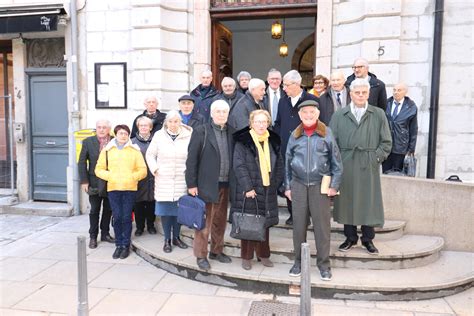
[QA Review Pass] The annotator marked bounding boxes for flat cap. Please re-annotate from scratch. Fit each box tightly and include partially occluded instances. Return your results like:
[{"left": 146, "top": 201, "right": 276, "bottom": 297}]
[
  {"left": 297, "top": 99, "right": 319, "bottom": 110},
  {"left": 178, "top": 94, "right": 194, "bottom": 102}
]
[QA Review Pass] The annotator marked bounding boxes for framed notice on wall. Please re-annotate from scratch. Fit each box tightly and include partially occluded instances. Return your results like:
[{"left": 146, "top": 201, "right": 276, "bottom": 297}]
[{"left": 94, "top": 62, "right": 127, "bottom": 109}]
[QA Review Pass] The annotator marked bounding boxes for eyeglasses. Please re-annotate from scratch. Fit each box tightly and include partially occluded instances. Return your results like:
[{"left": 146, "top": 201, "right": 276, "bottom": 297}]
[
  {"left": 314, "top": 81, "right": 325, "bottom": 85},
  {"left": 283, "top": 82, "right": 296, "bottom": 87},
  {"left": 352, "top": 90, "right": 369, "bottom": 95},
  {"left": 252, "top": 120, "right": 268, "bottom": 126},
  {"left": 352, "top": 65, "right": 365, "bottom": 70}
]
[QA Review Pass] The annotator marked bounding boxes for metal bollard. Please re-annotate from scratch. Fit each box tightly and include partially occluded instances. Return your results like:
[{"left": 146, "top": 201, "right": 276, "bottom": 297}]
[
  {"left": 300, "top": 242, "right": 311, "bottom": 316},
  {"left": 77, "top": 236, "right": 89, "bottom": 316}
]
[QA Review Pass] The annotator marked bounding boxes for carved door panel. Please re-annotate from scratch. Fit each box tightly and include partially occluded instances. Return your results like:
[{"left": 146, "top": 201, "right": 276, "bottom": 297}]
[{"left": 211, "top": 22, "right": 232, "bottom": 90}]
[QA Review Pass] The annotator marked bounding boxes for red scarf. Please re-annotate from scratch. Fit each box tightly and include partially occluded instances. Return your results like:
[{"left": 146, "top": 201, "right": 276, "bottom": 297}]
[{"left": 303, "top": 122, "right": 318, "bottom": 137}]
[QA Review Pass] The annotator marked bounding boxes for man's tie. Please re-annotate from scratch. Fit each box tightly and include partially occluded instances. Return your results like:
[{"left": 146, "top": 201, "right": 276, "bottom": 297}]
[
  {"left": 336, "top": 92, "right": 342, "bottom": 106},
  {"left": 393, "top": 101, "right": 400, "bottom": 119},
  {"left": 272, "top": 91, "right": 278, "bottom": 124}
]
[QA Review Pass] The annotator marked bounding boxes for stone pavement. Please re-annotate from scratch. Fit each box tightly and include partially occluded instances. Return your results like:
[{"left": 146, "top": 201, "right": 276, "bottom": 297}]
[{"left": 0, "top": 214, "right": 472, "bottom": 315}]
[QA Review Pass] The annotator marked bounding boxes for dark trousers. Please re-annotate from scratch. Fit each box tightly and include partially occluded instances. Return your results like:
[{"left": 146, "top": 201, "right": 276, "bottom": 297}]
[
  {"left": 344, "top": 225, "right": 375, "bottom": 243},
  {"left": 134, "top": 201, "right": 156, "bottom": 231},
  {"left": 241, "top": 228, "right": 270, "bottom": 260},
  {"left": 291, "top": 180, "right": 331, "bottom": 271},
  {"left": 88, "top": 195, "right": 112, "bottom": 239},
  {"left": 286, "top": 197, "right": 293, "bottom": 217},
  {"left": 108, "top": 191, "right": 136, "bottom": 247},
  {"left": 382, "top": 152, "right": 405, "bottom": 173},
  {"left": 193, "top": 187, "right": 229, "bottom": 258},
  {"left": 161, "top": 216, "right": 181, "bottom": 240}
]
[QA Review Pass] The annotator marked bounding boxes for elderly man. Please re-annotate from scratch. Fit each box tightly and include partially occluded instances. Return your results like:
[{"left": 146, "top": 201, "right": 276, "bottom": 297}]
[
  {"left": 266, "top": 68, "right": 287, "bottom": 126},
  {"left": 212, "top": 77, "right": 243, "bottom": 111},
  {"left": 130, "top": 96, "right": 166, "bottom": 138},
  {"left": 383, "top": 83, "right": 418, "bottom": 173},
  {"left": 285, "top": 100, "right": 343, "bottom": 280},
  {"left": 228, "top": 78, "right": 267, "bottom": 131},
  {"left": 274, "top": 70, "right": 319, "bottom": 225},
  {"left": 329, "top": 78, "right": 392, "bottom": 254},
  {"left": 236, "top": 71, "right": 252, "bottom": 94},
  {"left": 345, "top": 58, "right": 387, "bottom": 111},
  {"left": 186, "top": 100, "right": 235, "bottom": 271},
  {"left": 178, "top": 94, "right": 206, "bottom": 128},
  {"left": 318, "top": 70, "right": 351, "bottom": 125},
  {"left": 191, "top": 70, "right": 219, "bottom": 121},
  {"left": 78, "top": 119, "right": 115, "bottom": 249}
]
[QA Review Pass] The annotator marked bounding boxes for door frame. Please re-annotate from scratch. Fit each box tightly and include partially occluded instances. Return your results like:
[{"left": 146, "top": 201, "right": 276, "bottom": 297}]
[{"left": 25, "top": 67, "right": 67, "bottom": 200}]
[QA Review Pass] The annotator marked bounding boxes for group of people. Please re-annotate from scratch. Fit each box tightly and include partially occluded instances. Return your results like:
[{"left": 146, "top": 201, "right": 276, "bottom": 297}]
[{"left": 78, "top": 57, "right": 418, "bottom": 281}]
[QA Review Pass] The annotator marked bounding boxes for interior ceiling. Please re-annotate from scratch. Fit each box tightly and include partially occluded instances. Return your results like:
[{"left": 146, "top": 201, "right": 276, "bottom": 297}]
[{"left": 222, "top": 17, "right": 315, "bottom": 33}]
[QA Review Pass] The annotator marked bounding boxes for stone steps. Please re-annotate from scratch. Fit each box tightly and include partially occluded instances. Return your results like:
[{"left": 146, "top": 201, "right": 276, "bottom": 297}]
[
  {"left": 132, "top": 235, "right": 473, "bottom": 301},
  {"left": 179, "top": 227, "right": 444, "bottom": 269}
]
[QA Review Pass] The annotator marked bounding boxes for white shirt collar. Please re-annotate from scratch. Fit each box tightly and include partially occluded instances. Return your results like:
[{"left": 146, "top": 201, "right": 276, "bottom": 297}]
[{"left": 290, "top": 91, "right": 303, "bottom": 107}]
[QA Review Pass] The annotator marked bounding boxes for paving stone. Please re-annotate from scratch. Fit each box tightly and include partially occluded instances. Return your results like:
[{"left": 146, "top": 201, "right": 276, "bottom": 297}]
[
  {"left": 375, "top": 297, "right": 455, "bottom": 314},
  {"left": 30, "top": 244, "right": 80, "bottom": 261},
  {"left": 90, "top": 264, "right": 166, "bottom": 291},
  {"left": 153, "top": 272, "right": 219, "bottom": 296},
  {"left": 0, "top": 309, "right": 52, "bottom": 315},
  {"left": 311, "top": 304, "right": 413, "bottom": 315},
  {"left": 0, "top": 257, "right": 57, "bottom": 281},
  {"left": 90, "top": 289, "right": 170, "bottom": 315},
  {"left": 13, "top": 284, "right": 110, "bottom": 314},
  {"left": 0, "top": 281, "right": 45, "bottom": 308},
  {"left": 29, "top": 261, "right": 113, "bottom": 285},
  {"left": 157, "top": 293, "right": 252, "bottom": 315},
  {"left": 0, "top": 241, "right": 51, "bottom": 258},
  {"left": 23, "top": 231, "right": 87, "bottom": 245},
  {"left": 86, "top": 245, "right": 142, "bottom": 265},
  {"left": 443, "top": 287, "right": 473, "bottom": 316},
  {"left": 215, "top": 287, "right": 274, "bottom": 300}
]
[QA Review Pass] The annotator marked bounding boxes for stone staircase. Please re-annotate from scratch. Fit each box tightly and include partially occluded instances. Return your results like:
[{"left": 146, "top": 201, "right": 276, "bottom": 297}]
[{"left": 132, "top": 209, "right": 473, "bottom": 301}]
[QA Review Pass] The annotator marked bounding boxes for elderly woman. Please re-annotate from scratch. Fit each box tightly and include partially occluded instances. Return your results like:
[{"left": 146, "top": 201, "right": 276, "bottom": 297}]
[
  {"left": 231, "top": 109, "right": 284, "bottom": 270},
  {"left": 95, "top": 124, "right": 147, "bottom": 259},
  {"left": 309, "top": 75, "right": 329, "bottom": 97},
  {"left": 146, "top": 110, "right": 192, "bottom": 253},
  {"left": 131, "top": 116, "right": 157, "bottom": 236}
]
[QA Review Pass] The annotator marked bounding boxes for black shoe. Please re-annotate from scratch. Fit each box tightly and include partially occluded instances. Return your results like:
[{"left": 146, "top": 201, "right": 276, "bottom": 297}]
[
  {"left": 320, "top": 269, "right": 332, "bottom": 281},
  {"left": 285, "top": 216, "right": 293, "bottom": 226},
  {"left": 148, "top": 227, "right": 157, "bottom": 235},
  {"left": 289, "top": 263, "right": 301, "bottom": 277},
  {"left": 172, "top": 237, "right": 188, "bottom": 249},
  {"left": 338, "top": 239, "right": 357, "bottom": 252},
  {"left": 163, "top": 239, "right": 172, "bottom": 253},
  {"left": 197, "top": 258, "right": 211, "bottom": 271},
  {"left": 362, "top": 241, "right": 379, "bottom": 255},
  {"left": 119, "top": 247, "right": 130, "bottom": 259},
  {"left": 112, "top": 247, "right": 122, "bottom": 259},
  {"left": 101, "top": 234, "right": 115, "bottom": 243},
  {"left": 134, "top": 229, "right": 143, "bottom": 237},
  {"left": 209, "top": 252, "right": 232, "bottom": 263},
  {"left": 89, "top": 238, "right": 97, "bottom": 249}
]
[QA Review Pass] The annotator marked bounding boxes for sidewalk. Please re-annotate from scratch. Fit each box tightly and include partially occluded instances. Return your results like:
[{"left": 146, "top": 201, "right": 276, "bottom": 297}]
[{"left": 0, "top": 214, "right": 471, "bottom": 315}]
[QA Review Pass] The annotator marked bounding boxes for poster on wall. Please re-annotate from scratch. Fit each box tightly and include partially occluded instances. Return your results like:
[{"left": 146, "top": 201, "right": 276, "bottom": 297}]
[{"left": 94, "top": 62, "right": 127, "bottom": 109}]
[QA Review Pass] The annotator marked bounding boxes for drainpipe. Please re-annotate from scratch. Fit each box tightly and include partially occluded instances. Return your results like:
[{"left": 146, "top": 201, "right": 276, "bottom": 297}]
[
  {"left": 70, "top": 0, "right": 81, "bottom": 215},
  {"left": 426, "top": 0, "right": 444, "bottom": 179}
]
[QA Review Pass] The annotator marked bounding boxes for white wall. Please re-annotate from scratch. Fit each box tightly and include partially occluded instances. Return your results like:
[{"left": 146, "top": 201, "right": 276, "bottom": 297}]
[{"left": 223, "top": 18, "right": 315, "bottom": 80}]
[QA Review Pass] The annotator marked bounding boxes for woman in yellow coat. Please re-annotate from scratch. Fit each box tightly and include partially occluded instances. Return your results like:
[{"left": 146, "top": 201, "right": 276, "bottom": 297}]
[{"left": 95, "top": 124, "right": 147, "bottom": 259}]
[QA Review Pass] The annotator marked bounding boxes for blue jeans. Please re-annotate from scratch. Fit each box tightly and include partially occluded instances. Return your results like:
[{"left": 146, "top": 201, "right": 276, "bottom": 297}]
[
  {"left": 108, "top": 191, "right": 136, "bottom": 247},
  {"left": 161, "top": 216, "right": 181, "bottom": 240}
]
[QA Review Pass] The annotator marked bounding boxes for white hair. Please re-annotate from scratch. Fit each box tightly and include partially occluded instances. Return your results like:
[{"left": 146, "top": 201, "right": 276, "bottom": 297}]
[
  {"left": 221, "top": 77, "right": 236, "bottom": 87},
  {"left": 353, "top": 57, "right": 369, "bottom": 67},
  {"left": 283, "top": 70, "right": 302, "bottom": 85},
  {"left": 349, "top": 78, "right": 371, "bottom": 91},
  {"left": 237, "top": 71, "right": 251, "bottom": 81},
  {"left": 248, "top": 78, "right": 265, "bottom": 91},
  {"left": 136, "top": 116, "right": 153, "bottom": 128},
  {"left": 210, "top": 100, "right": 230, "bottom": 113},
  {"left": 164, "top": 109, "right": 182, "bottom": 123},
  {"left": 330, "top": 70, "right": 346, "bottom": 80},
  {"left": 201, "top": 69, "right": 212, "bottom": 77},
  {"left": 96, "top": 119, "right": 111, "bottom": 128}
]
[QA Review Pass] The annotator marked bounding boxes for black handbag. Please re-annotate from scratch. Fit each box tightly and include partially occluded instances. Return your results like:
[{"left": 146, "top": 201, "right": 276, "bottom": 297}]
[{"left": 230, "top": 196, "right": 266, "bottom": 242}]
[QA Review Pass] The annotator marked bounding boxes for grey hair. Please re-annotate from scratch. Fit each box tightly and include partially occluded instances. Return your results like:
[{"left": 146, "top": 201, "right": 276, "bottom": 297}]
[
  {"left": 201, "top": 69, "right": 212, "bottom": 77},
  {"left": 237, "top": 71, "right": 251, "bottom": 81},
  {"left": 349, "top": 78, "right": 371, "bottom": 91},
  {"left": 210, "top": 99, "right": 230, "bottom": 113},
  {"left": 96, "top": 119, "right": 111, "bottom": 128},
  {"left": 330, "top": 70, "right": 346, "bottom": 80},
  {"left": 283, "top": 70, "right": 302, "bottom": 85},
  {"left": 353, "top": 57, "right": 369, "bottom": 67},
  {"left": 164, "top": 109, "right": 182, "bottom": 123},
  {"left": 221, "top": 76, "right": 236, "bottom": 87},
  {"left": 267, "top": 68, "right": 281, "bottom": 77},
  {"left": 136, "top": 116, "right": 153, "bottom": 128},
  {"left": 248, "top": 78, "right": 265, "bottom": 91}
]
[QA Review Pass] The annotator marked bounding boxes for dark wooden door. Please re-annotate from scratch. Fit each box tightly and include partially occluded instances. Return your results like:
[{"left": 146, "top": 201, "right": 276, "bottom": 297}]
[{"left": 211, "top": 22, "right": 232, "bottom": 90}]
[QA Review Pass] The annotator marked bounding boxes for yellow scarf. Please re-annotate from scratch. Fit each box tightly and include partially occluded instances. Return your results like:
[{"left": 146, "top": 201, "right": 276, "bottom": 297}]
[{"left": 249, "top": 129, "right": 271, "bottom": 186}]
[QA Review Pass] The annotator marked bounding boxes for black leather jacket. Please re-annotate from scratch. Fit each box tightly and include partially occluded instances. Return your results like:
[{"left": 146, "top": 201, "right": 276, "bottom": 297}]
[
  {"left": 386, "top": 96, "right": 418, "bottom": 154},
  {"left": 284, "top": 122, "right": 343, "bottom": 190}
]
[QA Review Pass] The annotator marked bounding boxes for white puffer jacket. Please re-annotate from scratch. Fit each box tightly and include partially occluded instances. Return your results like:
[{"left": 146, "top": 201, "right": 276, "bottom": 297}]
[{"left": 145, "top": 124, "right": 192, "bottom": 201}]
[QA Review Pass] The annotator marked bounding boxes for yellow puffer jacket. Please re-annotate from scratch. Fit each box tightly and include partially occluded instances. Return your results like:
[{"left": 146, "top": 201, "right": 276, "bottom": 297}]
[{"left": 95, "top": 139, "right": 147, "bottom": 191}]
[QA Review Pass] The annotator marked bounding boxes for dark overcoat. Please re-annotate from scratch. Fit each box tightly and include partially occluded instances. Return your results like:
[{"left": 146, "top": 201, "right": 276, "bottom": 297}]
[
  {"left": 230, "top": 128, "right": 284, "bottom": 228},
  {"left": 131, "top": 135, "right": 155, "bottom": 202},
  {"left": 78, "top": 136, "right": 111, "bottom": 197},
  {"left": 386, "top": 96, "right": 418, "bottom": 154},
  {"left": 346, "top": 72, "right": 387, "bottom": 111},
  {"left": 329, "top": 104, "right": 392, "bottom": 226}
]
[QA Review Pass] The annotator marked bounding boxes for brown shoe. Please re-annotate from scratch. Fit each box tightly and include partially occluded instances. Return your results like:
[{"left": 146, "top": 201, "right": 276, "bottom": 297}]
[
  {"left": 241, "top": 259, "right": 252, "bottom": 270},
  {"left": 89, "top": 238, "right": 97, "bottom": 249},
  {"left": 259, "top": 257, "right": 274, "bottom": 267}
]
